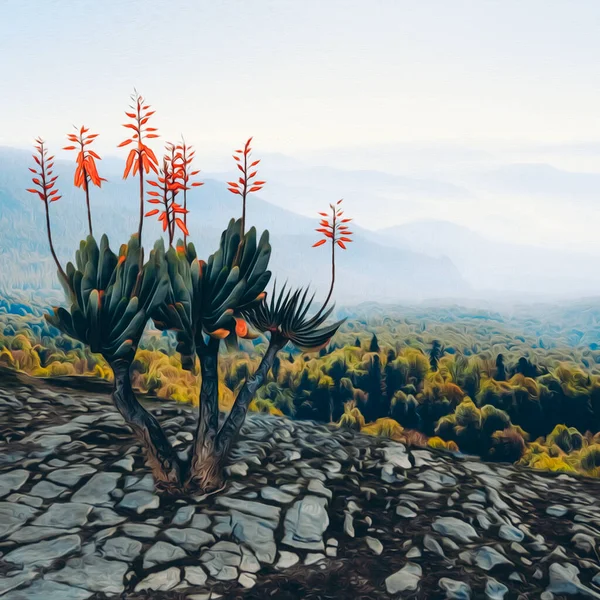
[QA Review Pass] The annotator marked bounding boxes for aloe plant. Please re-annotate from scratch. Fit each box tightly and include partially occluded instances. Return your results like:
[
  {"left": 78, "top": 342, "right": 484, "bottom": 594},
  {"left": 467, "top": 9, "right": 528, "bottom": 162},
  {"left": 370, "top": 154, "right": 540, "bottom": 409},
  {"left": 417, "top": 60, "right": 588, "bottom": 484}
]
[
  {"left": 152, "top": 219, "right": 344, "bottom": 492},
  {"left": 46, "top": 234, "right": 182, "bottom": 487},
  {"left": 47, "top": 221, "right": 343, "bottom": 494}
]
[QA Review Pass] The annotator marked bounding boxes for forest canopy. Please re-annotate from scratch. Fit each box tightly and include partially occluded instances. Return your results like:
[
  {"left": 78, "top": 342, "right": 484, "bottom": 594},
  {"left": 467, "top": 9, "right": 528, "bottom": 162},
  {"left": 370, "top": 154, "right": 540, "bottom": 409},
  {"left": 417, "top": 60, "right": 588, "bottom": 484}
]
[{"left": 3, "top": 293, "right": 600, "bottom": 479}]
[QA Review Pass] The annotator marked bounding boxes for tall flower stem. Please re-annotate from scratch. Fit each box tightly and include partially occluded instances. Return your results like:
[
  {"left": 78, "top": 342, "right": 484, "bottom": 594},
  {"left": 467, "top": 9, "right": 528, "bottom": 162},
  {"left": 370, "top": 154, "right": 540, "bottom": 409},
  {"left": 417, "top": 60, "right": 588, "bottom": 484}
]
[
  {"left": 323, "top": 208, "right": 336, "bottom": 309},
  {"left": 84, "top": 171, "right": 93, "bottom": 236}
]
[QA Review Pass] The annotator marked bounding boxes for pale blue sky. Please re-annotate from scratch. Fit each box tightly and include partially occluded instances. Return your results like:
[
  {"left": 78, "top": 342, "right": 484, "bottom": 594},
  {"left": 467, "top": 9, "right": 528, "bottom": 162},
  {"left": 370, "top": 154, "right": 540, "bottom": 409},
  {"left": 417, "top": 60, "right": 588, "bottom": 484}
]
[{"left": 2, "top": 0, "right": 600, "bottom": 158}]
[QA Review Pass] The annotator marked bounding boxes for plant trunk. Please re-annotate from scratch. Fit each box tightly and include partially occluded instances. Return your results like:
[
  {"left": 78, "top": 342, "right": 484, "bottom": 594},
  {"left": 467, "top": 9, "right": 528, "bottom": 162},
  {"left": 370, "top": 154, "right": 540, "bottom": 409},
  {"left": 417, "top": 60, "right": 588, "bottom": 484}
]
[
  {"left": 110, "top": 358, "right": 183, "bottom": 489},
  {"left": 188, "top": 338, "right": 222, "bottom": 492},
  {"left": 217, "top": 333, "right": 285, "bottom": 456},
  {"left": 188, "top": 333, "right": 285, "bottom": 493}
]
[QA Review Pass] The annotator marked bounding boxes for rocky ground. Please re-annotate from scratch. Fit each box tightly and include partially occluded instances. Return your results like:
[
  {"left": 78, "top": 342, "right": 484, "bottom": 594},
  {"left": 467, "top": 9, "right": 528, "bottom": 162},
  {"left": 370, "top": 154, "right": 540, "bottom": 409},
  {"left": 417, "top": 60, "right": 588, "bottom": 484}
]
[{"left": 0, "top": 368, "right": 600, "bottom": 599}]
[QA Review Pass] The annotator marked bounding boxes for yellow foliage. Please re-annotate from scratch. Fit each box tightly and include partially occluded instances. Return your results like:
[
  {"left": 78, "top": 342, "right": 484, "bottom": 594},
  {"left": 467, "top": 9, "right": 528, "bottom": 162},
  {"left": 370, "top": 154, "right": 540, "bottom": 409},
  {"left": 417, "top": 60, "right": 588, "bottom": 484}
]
[
  {"left": 428, "top": 436, "right": 459, "bottom": 452},
  {"left": 361, "top": 417, "right": 404, "bottom": 441},
  {"left": 249, "top": 398, "right": 284, "bottom": 416},
  {"left": 337, "top": 401, "right": 366, "bottom": 430}
]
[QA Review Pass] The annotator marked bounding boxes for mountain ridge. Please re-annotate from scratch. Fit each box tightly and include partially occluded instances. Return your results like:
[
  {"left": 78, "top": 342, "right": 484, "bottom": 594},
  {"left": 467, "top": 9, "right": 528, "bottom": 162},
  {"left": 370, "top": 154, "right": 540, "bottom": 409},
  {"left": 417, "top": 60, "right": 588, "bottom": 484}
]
[{"left": 0, "top": 147, "right": 468, "bottom": 303}]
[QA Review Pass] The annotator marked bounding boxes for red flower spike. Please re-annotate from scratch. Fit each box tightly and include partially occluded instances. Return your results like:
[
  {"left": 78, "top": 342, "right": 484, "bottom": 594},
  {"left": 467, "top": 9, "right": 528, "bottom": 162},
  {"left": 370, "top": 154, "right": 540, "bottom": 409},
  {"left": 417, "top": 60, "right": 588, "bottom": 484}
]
[
  {"left": 312, "top": 198, "right": 354, "bottom": 307},
  {"left": 118, "top": 91, "right": 160, "bottom": 244},
  {"left": 228, "top": 137, "right": 265, "bottom": 235},
  {"left": 173, "top": 137, "right": 203, "bottom": 243}
]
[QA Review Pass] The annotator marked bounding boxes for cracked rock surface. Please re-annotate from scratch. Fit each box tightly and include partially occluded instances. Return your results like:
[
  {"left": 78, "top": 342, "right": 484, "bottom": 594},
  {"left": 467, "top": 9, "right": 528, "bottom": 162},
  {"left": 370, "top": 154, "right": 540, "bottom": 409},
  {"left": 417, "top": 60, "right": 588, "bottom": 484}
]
[{"left": 1, "top": 368, "right": 600, "bottom": 599}]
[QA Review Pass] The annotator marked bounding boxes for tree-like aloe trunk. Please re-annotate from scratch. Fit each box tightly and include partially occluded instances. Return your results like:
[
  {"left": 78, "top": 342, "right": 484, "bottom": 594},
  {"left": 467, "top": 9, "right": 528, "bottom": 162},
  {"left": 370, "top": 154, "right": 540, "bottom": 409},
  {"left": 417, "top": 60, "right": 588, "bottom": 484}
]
[
  {"left": 217, "top": 334, "right": 285, "bottom": 456},
  {"left": 188, "top": 338, "right": 223, "bottom": 492},
  {"left": 110, "top": 358, "right": 183, "bottom": 489},
  {"left": 187, "top": 334, "right": 285, "bottom": 492}
]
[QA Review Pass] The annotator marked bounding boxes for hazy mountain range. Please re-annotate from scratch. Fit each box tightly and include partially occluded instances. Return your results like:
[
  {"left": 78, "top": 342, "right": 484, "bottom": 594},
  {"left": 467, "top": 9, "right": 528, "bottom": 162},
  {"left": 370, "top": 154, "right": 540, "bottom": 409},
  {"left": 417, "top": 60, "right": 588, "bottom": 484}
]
[
  {"left": 0, "top": 147, "right": 466, "bottom": 304},
  {"left": 2, "top": 144, "right": 600, "bottom": 303}
]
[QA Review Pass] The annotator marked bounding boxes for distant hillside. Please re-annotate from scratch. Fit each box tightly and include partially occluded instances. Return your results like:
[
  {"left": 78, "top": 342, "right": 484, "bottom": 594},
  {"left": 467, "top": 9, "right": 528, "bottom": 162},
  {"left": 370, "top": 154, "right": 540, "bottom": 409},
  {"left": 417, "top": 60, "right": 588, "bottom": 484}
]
[
  {"left": 0, "top": 147, "right": 467, "bottom": 303},
  {"left": 377, "top": 219, "right": 600, "bottom": 297}
]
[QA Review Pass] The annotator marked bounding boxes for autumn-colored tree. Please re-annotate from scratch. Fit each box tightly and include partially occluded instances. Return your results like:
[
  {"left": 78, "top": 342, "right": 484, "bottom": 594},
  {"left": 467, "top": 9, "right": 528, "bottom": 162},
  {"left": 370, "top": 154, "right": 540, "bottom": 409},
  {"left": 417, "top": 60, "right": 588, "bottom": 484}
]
[
  {"left": 118, "top": 91, "right": 159, "bottom": 247},
  {"left": 227, "top": 137, "right": 265, "bottom": 236},
  {"left": 175, "top": 139, "right": 203, "bottom": 245},
  {"left": 63, "top": 126, "right": 106, "bottom": 235},
  {"left": 313, "top": 199, "right": 353, "bottom": 307},
  {"left": 27, "top": 138, "right": 68, "bottom": 286},
  {"left": 145, "top": 144, "right": 188, "bottom": 246}
]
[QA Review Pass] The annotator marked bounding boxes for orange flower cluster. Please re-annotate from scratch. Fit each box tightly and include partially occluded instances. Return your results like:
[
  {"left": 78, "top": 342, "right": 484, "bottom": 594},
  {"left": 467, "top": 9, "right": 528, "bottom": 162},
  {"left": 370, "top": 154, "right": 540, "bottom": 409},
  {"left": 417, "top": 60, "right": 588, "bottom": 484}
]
[
  {"left": 63, "top": 126, "right": 105, "bottom": 191},
  {"left": 27, "top": 138, "right": 60, "bottom": 204},
  {"left": 227, "top": 137, "right": 265, "bottom": 234},
  {"left": 313, "top": 199, "right": 353, "bottom": 249}
]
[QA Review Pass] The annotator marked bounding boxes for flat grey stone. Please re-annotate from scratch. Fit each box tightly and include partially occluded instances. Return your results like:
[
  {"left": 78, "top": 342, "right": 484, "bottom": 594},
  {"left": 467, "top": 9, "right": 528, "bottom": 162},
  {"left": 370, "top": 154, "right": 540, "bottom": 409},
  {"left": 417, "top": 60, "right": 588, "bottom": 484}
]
[
  {"left": 382, "top": 444, "right": 411, "bottom": 469},
  {"left": 46, "top": 554, "right": 127, "bottom": 594},
  {"left": 163, "top": 527, "right": 215, "bottom": 551},
  {"left": 473, "top": 546, "right": 513, "bottom": 571},
  {"left": 439, "top": 577, "right": 472, "bottom": 599},
  {"left": 117, "top": 490, "right": 159, "bottom": 514},
  {"left": 0, "top": 502, "right": 38, "bottom": 538},
  {"left": 385, "top": 562, "right": 422, "bottom": 594},
  {"left": 0, "top": 470, "right": 30, "bottom": 498},
  {"left": 200, "top": 541, "right": 242, "bottom": 580},
  {"left": 2, "top": 579, "right": 92, "bottom": 600},
  {"left": 546, "top": 563, "right": 590, "bottom": 596},
  {"left": 366, "top": 536, "right": 383, "bottom": 555},
  {"left": 6, "top": 493, "right": 43, "bottom": 508},
  {"left": 396, "top": 505, "right": 417, "bottom": 518},
  {"left": 88, "top": 506, "right": 126, "bottom": 526},
  {"left": 122, "top": 523, "right": 159, "bottom": 539},
  {"left": 143, "top": 541, "right": 187, "bottom": 569},
  {"left": 239, "top": 572, "right": 256, "bottom": 588},
  {"left": 4, "top": 534, "right": 81, "bottom": 567},
  {"left": 424, "top": 534, "right": 445, "bottom": 557},
  {"left": 33, "top": 502, "right": 92, "bottom": 528},
  {"left": 135, "top": 567, "right": 181, "bottom": 592},
  {"left": 433, "top": 517, "right": 478, "bottom": 543},
  {"left": 0, "top": 569, "right": 37, "bottom": 596},
  {"left": 547, "top": 505, "right": 568, "bottom": 517},
  {"left": 418, "top": 470, "right": 457, "bottom": 491},
  {"left": 499, "top": 525, "right": 524, "bottom": 542},
  {"left": 344, "top": 513, "right": 355, "bottom": 537},
  {"left": 125, "top": 473, "right": 154, "bottom": 491},
  {"left": 240, "top": 547, "right": 261, "bottom": 573},
  {"left": 185, "top": 566, "right": 208, "bottom": 586},
  {"left": 282, "top": 495, "right": 329, "bottom": 550},
  {"left": 228, "top": 510, "right": 277, "bottom": 563},
  {"left": 485, "top": 577, "right": 509, "bottom": 599},
  {"left": 572, "top": 532, "right": 596, "bottom": 553},
  {"left": 261, "top": 486, "right": 295, "bottom": 504},
  {"left": 112, "top": 456, "right": 134, "bottom": 472},
  {"left": 33, "top": 434, "right": 72, "bottom": 449},
  {"left": 47, "top": 465, "right": 96, "bottom": 487},
  {"left": 172, "top": 505, "right": 195, "bottom": 526},
  {"left": 215, "top": 497, "right": 281, "bottom": 521},
  {"left": 191, "top": 513, "right": 211, "bottom": 530},
  {"left": 102, "top": 536, "right": 143, "bottom": 561},
  {"left": 30, "top": 481, "right": 68, "bottom": 499},
  {"left": 9, "top": 525, "right": 74, "bottom": 543},
  {"left": 71, "top": 472, "right": 121, "bottom": 505},
  {"left": 308, "top": 479, "right": 333, "bottom": 500},
  {"left": 305, "top": 552, "right": 326, "bottom": 565},
  {"left": 227, "top": 462, "right": 248, "bottom": 476},
  {"left": 276, "top": 550, "right": 300, "bottom": 569}
]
